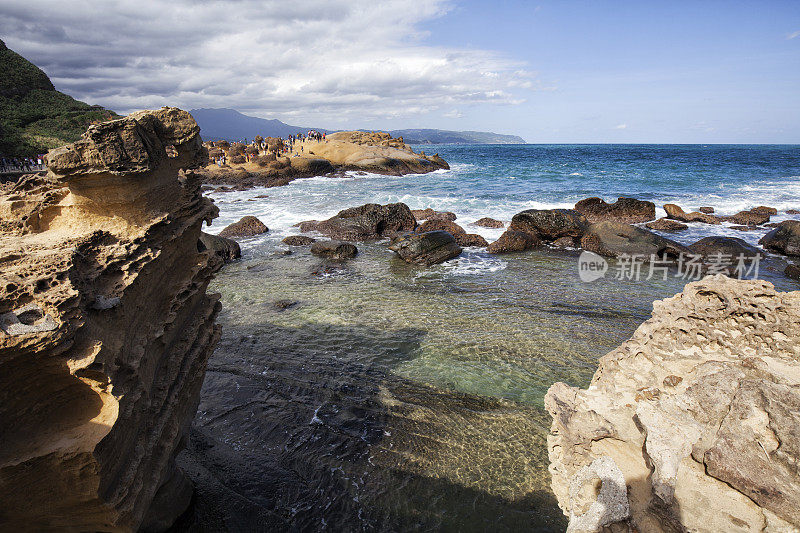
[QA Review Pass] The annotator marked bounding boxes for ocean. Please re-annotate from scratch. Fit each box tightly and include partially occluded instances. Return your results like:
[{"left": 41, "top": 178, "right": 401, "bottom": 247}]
[{"left": 181, "top": 144, "right": 800, "bottom": 531}]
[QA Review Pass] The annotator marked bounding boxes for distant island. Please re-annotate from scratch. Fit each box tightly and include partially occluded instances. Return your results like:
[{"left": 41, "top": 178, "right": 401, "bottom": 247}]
[{"left": 189, "top": 108, "right": 526, "bottom": 145}]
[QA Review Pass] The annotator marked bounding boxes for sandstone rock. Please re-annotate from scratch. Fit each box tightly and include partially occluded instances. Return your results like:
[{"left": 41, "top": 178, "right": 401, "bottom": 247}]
[
  {"left": 388, "top": 231, "right": 462, "bottom": 266},
  {"left": 487, "top": 229, "right": 542, "bottom": 254},
  {"left": 0, "top": 108, "right": 222, "bottom": 531},
  {"left": 645, "top": 218, "right": 689, "bottom": 231},
  {"left": 301, "top": 203, "right": 416, "bottom": 241},
  {"left": 723, "top": 208, "right": 771, "bottom": 226},
  {"left": 759, "top": 220, "right": 800, "bottom": 256},
  {"left": 411, "top": 208, "right": 457, "bottom": 222},
  {"left": 698, "top": 206, "right": 715, "bottom": 214},
  {"left": 687, "top": 236, "right": 761, "bottom": 258},
  {"left": 282, "top": 235, "right": 316, "bottom": 246},
  {"left": 663, "top": 204, "right": 721, "bottom": 224},
  {"left": 199, "top": 232, "right": 241, "bottom": 262},
  {"left": 473, "top": 217, "right": 504, "bottom": 228},
  {"left": 752, "top": 205, "right": 778, "bottom": 215},
  {"left": 510, "top": 209, "right": 589, "bottom": 242},
  {"left": 546, "top": 276, "right": 800, "bottom": 533},
  {"left": 573, "top": 197, "right": 656, "bottom": 223},
  {"left": 580, "top": 221, "right": 691, "bottom": 258},
  {"left": 218, "top": 216, "right": 268, "bottom": 239},
  {"left": 310, "top": 240, "right": 358, "bottom": 259}
]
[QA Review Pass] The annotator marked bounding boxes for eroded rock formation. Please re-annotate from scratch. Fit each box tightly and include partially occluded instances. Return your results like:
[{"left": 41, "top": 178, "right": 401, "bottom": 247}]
[
  {"left": 0, "top": 108, "right": 222, "bottom": 531},
  {"left": 546, "top": 276, "right": 800, "bottom": 532}
]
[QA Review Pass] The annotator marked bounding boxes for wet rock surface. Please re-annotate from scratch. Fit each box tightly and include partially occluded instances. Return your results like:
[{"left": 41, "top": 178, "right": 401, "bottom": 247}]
[
  {"left": 687, "top": 236, "right": 761, "bottom": 258},
  {"left": 199, "top": 232, "right": 241, "bottom": 262},
  {"left": 300, "top": 202, "right": 416, "bottom": 241},
  {"left": 389, "top": 231, "right": 463, "bottom": 266},
  {"left": 645, "top": 218, "right": 689, "bottom": 232},
  {"left": 580, "top": 220, "right": 691, "bottom": 258},
  {"left": 218, "top": 215, "right": 269, "bottom": 239},
  {"left": 473, "top": 217, "right": 504, "bottom": 228},
  {"left": 310, "top": 240, "right": 359, "bottom": 260},
  {"left": 573, "top": 197, "right": 656, "bottom": 223},
  {"left": 411, "top": 208, "right": 457, "bottom": 222},
  {"left": 487, "top": 229, "right": 542, "bottom": 254},
  {"left": 760, "top": 220, "right": 800, "bottom": 256},
  {"left": 282, "top": 235, "right": 316, "bottom": 246}
]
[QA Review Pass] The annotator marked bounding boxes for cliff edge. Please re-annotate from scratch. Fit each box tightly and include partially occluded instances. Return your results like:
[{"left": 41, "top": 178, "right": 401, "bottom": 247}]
[
  {"left": 545, "top": 275, "right": 800, "bottom": 532},
  {"left": 0, "top": 108, "right": 222, "bottom": 531}
]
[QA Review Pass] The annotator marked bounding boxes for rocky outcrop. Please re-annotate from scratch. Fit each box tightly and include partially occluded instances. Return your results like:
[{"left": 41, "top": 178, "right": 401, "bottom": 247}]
[
  {"left": 388, "top": 231, "right": 462, "bottom": 265},
  {"left": 473, "top": 217, "right": 504, "bottom": 228},
  {"left": 199, "top": 232, "right": 241, "bottom": 262},
  {"left": 0, "top": 108, "right": 222, "bottom": 531},
  {"left": 282, "top": 235, "right": 316, "bottom": 246},
  {"left": 664, "top": 204, "right": 721, "bottom": 224},
  {"left": 574, "top": 197, "right": 655, "bottom": 223},
  {"left": 511, "top": 209, "right": 588, "bottom": 242},
  {"left": 645, "top": 218, "right": 688, "bottom": 232},
  {"left": 300, "top": 203, "right": 416, "bottom": 241},
  {"left": 698, "top": 206, "right": 714, "bottom": 214},
  {"left": 310, "top": 240, "right": 358, "bottom": 259},
  {"left": 724, "top": 208, "right": 771, "bottom": 226},
  {"left": 546, "top": 276, "right": 800, "bottom": 532},
  {"left": 416, "top": 219, "right": 488, "bottom": 248},
  {"left": 687, "top": 236, "right": 761, "bottom": 258},
  {"left": 218, "top": 216, "right": 268, "bottom": 239},
  {"left": 760, "top": 220, "right": 800, "bottom": 256},
  {"left": 411, "top": 208, "right": 456, "bottom": 222},
  {"left": 486, "top": 229, "right": 541, "bottom": 254},
  {"left": 580, "top": 221, "right": 690, "bottom": 258}
]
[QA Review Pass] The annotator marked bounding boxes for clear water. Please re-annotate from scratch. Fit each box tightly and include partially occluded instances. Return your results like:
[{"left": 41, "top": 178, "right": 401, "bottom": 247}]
[{"left": 186, "top": 144, "right": 800, "bottom": 532}]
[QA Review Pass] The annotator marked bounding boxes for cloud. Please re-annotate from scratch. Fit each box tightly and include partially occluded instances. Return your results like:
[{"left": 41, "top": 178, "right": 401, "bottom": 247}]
[
  {"left": 0, "top": 0, "right": 534, "bottom": 125},
  {"left": 614, "top": 124, "right": 627, "bottom": 129},
  {"left": 788, "top": 30, "right": 800, "bottom": 40},
  {"left": 443, "top": 109, "right": 463, "bottom": 118}
]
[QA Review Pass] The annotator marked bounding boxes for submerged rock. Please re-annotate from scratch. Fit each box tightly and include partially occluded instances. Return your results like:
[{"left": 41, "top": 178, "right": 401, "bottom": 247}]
[
  {"left": 310, "top": 240, "right": 358, "bottom": 259},
  {"left": 0, "top": 108, "right": 222, "bottom": 531},
  {"left": 282, "top": 235, "right": 316, "bottom": 246},
  {"left": 759, "top": 221, "right": 800, "bottom": 256},
  {"left": 580, "top": 221, "right": 691, "bottom": 258},
  {"left": 574, "top": 197, "right": 656, "bottom": 223},
  {"left": 546, "top": 276, "right": 800, "bottom": 532},
  {"left": 199, "top": 232, "right": 241, "bottom": 262},
  {"left": 473, "top": 217, "right": 505, "bottom": 228},
  {"left": 389, "top": 230, "right": 462, "bottom": 266},
  {"left": 785, "top": 263, "right": 800, "bottom": 280},
  {"left": 218, "top": 216, "right": 268, "bottom": 239},
  {"left": 301, "top": 202, "right": 416, "bottom": 241},
  {"left": 510, "top": 209, "right": 589, "bottom": 241},
  {"left": 645, "top": 218, "right": 689, "bottom": 232}
]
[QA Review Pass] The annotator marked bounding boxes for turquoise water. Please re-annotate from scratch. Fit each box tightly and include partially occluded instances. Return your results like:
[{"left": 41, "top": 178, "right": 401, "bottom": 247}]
[{"left": 184, "top": 145, "right": 800, "bottom": 532}]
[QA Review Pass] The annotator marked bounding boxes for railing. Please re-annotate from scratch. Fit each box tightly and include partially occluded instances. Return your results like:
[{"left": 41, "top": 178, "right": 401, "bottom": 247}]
[{"left": 0, "top": 163, "right": 47, "bottom": 175}]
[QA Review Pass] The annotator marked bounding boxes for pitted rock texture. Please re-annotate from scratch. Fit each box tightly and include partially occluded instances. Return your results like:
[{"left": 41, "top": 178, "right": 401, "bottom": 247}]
[
  {"left": 545, "top": 276, "right": 800, "bottom": 533},
  {"left": 0, "top": 108, "right": 222, "bottom": 532}
]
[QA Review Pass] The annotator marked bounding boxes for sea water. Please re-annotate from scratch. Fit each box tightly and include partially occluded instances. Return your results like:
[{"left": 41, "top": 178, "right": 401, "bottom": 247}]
[{"left": 179, "top": 144, "right": 800, "bottom": 531}]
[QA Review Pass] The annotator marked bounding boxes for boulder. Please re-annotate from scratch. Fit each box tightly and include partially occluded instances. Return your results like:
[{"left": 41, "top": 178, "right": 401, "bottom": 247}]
[
  {"left": 473, "top": 217, "right": 504, "bottom": 228},
  {"left": 752, "top": 205, "right": 778, "bottom": 215},
  {"left": 388, "top": 231, "right": 462, "bottom": 266},
  {"left": 687, "top": 236, "right": 761, "bottom": 258},
  {"left": 786, "top": 209, "right": 800, "bottom": 215},
  {"left": 723, "top": 208, "right": 771, "bottom": 226},
  {"left": 218, "top": 216, "right": 268, "bottom": 239},
  {"left": 510, "top": 209, "right": 589, "bottom": 241},
  {"left": 573, "top": 197, "right": 656, "bottom": 223},
  {"left": 416, "top": 219, "right": 488, "bottom": 247},
  {"left": 664, "top": 204, "right": 721, "bottom": 224},
  {"left": 580, "top": 221, "right": 691, "bottom": 258},
  {"left": 301, "top": 203, "right": 416, "bottom": 241},
  {"left": 411, "top": 208, "right": 457, "bottom": 222},
  {"left": 645, "top": 218, "right": 689, "bottom": 232},
  {"left": 546, "top": 276, "right": 800, "bottom": 532},
  {"left": 487, "top": 230, "right": 542, "bottom": 254},
  {"left": 785, "top": 263, "right": 800, "bottom": 280},
  {"left": 698, "top": 206, "right": 715, "bottom": 214},
  {"left": 458, "top": 233, "right": 489, "bottom": 248},
  {"left": 199, "top": 232, "right": 241, "bottom": 262},
  {"left": 759, "top": 220, "right": 800, "bottom": 256},
  {"left": 310, "top": 240, "right": 358, "bottom": 259},
  {"left": 282, "top": 235, "right": 316, "bottom": 246}
]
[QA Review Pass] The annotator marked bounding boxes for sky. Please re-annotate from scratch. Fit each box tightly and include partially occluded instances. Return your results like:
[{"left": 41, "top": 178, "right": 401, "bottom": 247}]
[{"left": 1, "top": 0, "right": 799, "bottom": 143}]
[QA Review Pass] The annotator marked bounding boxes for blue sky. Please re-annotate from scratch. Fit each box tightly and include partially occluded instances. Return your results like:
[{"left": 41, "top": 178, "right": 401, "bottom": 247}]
[{"left": 2, "top": 0, "right": 798, "bottom": 142}]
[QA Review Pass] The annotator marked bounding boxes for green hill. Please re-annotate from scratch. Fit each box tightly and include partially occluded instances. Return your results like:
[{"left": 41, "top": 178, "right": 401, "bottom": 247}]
[{"left": 0, "top": 38, "right": 119, "bottom": 156}]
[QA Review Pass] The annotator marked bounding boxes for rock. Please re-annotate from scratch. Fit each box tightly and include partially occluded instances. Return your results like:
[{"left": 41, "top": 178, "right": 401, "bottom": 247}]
[
  {"left": 0, "top": 108, "right": 222, "bottom": 531},
  {"left": 785, "top": 263, "right": 800, "bottom": 280},
  {"left": 546, "top": 276, "right": 800, "bottom": 533},
  {"left": 645, "top": 218, "right": 689, "bottom": 232},
  {"left": 199, "top": 232, "right": 241, "bottom": 262},
  {"left": 573, "top": 197, "right": 656, "bottom": 223},
  {"left": 759, "top": 220, "right": 800, "bottom": 256},
  {"left": 510, "top": 209, "right": 589, "bottom": 242},
  {"left": 301, "top": 203, "right": 416, "bottom": 241},
  {"left": 688, "top": 236, "right": 761, "bottom": 258},
  {"left": 473, "top": 217, "right": 504, "bottom": 228},
  {"left": 580, "top": 221, "right": 691, "bottom": 258},
  {"left": 388, "top": 231, "right": 462, "bottom": 266},
  {"left": 272, "top": 299, "right": 299, "bottom": 311},
  {"left": 698, "top": 206, "right": 715, "bottom": 214},
  {"left": 310, "top": 240, "right": 358, "bottom": 259},
  {"left": 786, "top": 209, "right": 800, "bottom": 215},
  {"left": 411, "top": 208, "right": 457, "bottom": 222},
  {"left": 663, "top": 204, "right": 721, "bottom": 224},
  {"left": 282, "top": 235, "right": 316, "bottom": 246},
  {"left": 752, "top": 205, "right": 778, "bottom": 215},
  {"left": 458, "top": 233, "right": 489, "bottom": 247},
  {"left": 416, "top": 219, "right": 488, "bottom": 247},
  {"left": 723, "top": 208, "right": 771, "bottom": 226},
  {"left": 218, "top": 216, "right": 268, "bottom": 239},
  {"left": 730, "top": 225, "right": 758, "bottom": 231},
  {"left": 487, "top": 230, "right": 542, "bottom": 254}
]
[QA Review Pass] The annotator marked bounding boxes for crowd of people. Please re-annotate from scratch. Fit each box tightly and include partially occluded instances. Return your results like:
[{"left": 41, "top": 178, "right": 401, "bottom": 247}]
[
  {"left": 210, "top": 131, "right": 328, "bottom": 167},
  {"left": 0, "top": 155, "right": 47, "bottom": 174}
]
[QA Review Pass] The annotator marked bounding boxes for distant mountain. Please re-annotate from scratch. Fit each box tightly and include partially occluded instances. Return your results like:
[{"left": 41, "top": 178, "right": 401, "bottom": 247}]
[
  {"left": 189, "top": 108, "right": 329, "bottom": 141},
  {"left": 0, "top": 39, "right": 120, "bottom": 156},
  {"left": 189, "top": 108, "right": 526, "bottom": 145},
  {"left": 389, "top": 129, "right": 526, "bottom": 145}
]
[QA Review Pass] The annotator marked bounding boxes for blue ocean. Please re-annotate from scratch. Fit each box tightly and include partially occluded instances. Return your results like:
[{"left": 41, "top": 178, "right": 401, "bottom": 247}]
[{"left": 192, "top": 145, "right": 800, "bottom": 532}]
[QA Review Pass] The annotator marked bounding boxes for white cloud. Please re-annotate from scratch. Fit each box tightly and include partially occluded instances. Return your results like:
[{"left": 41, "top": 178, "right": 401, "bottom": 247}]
[
  {"left": 787, "top": 30, "right": 800, "bottom": 40},
  {"left": 443, "top": 109, "right": 463, "bottom": 118},
  {"left": 614, "top": 124, "right": 627, "bottom": 129},
  {"left": 0, "top": 0, "right": 534, "bottom": 124}
]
